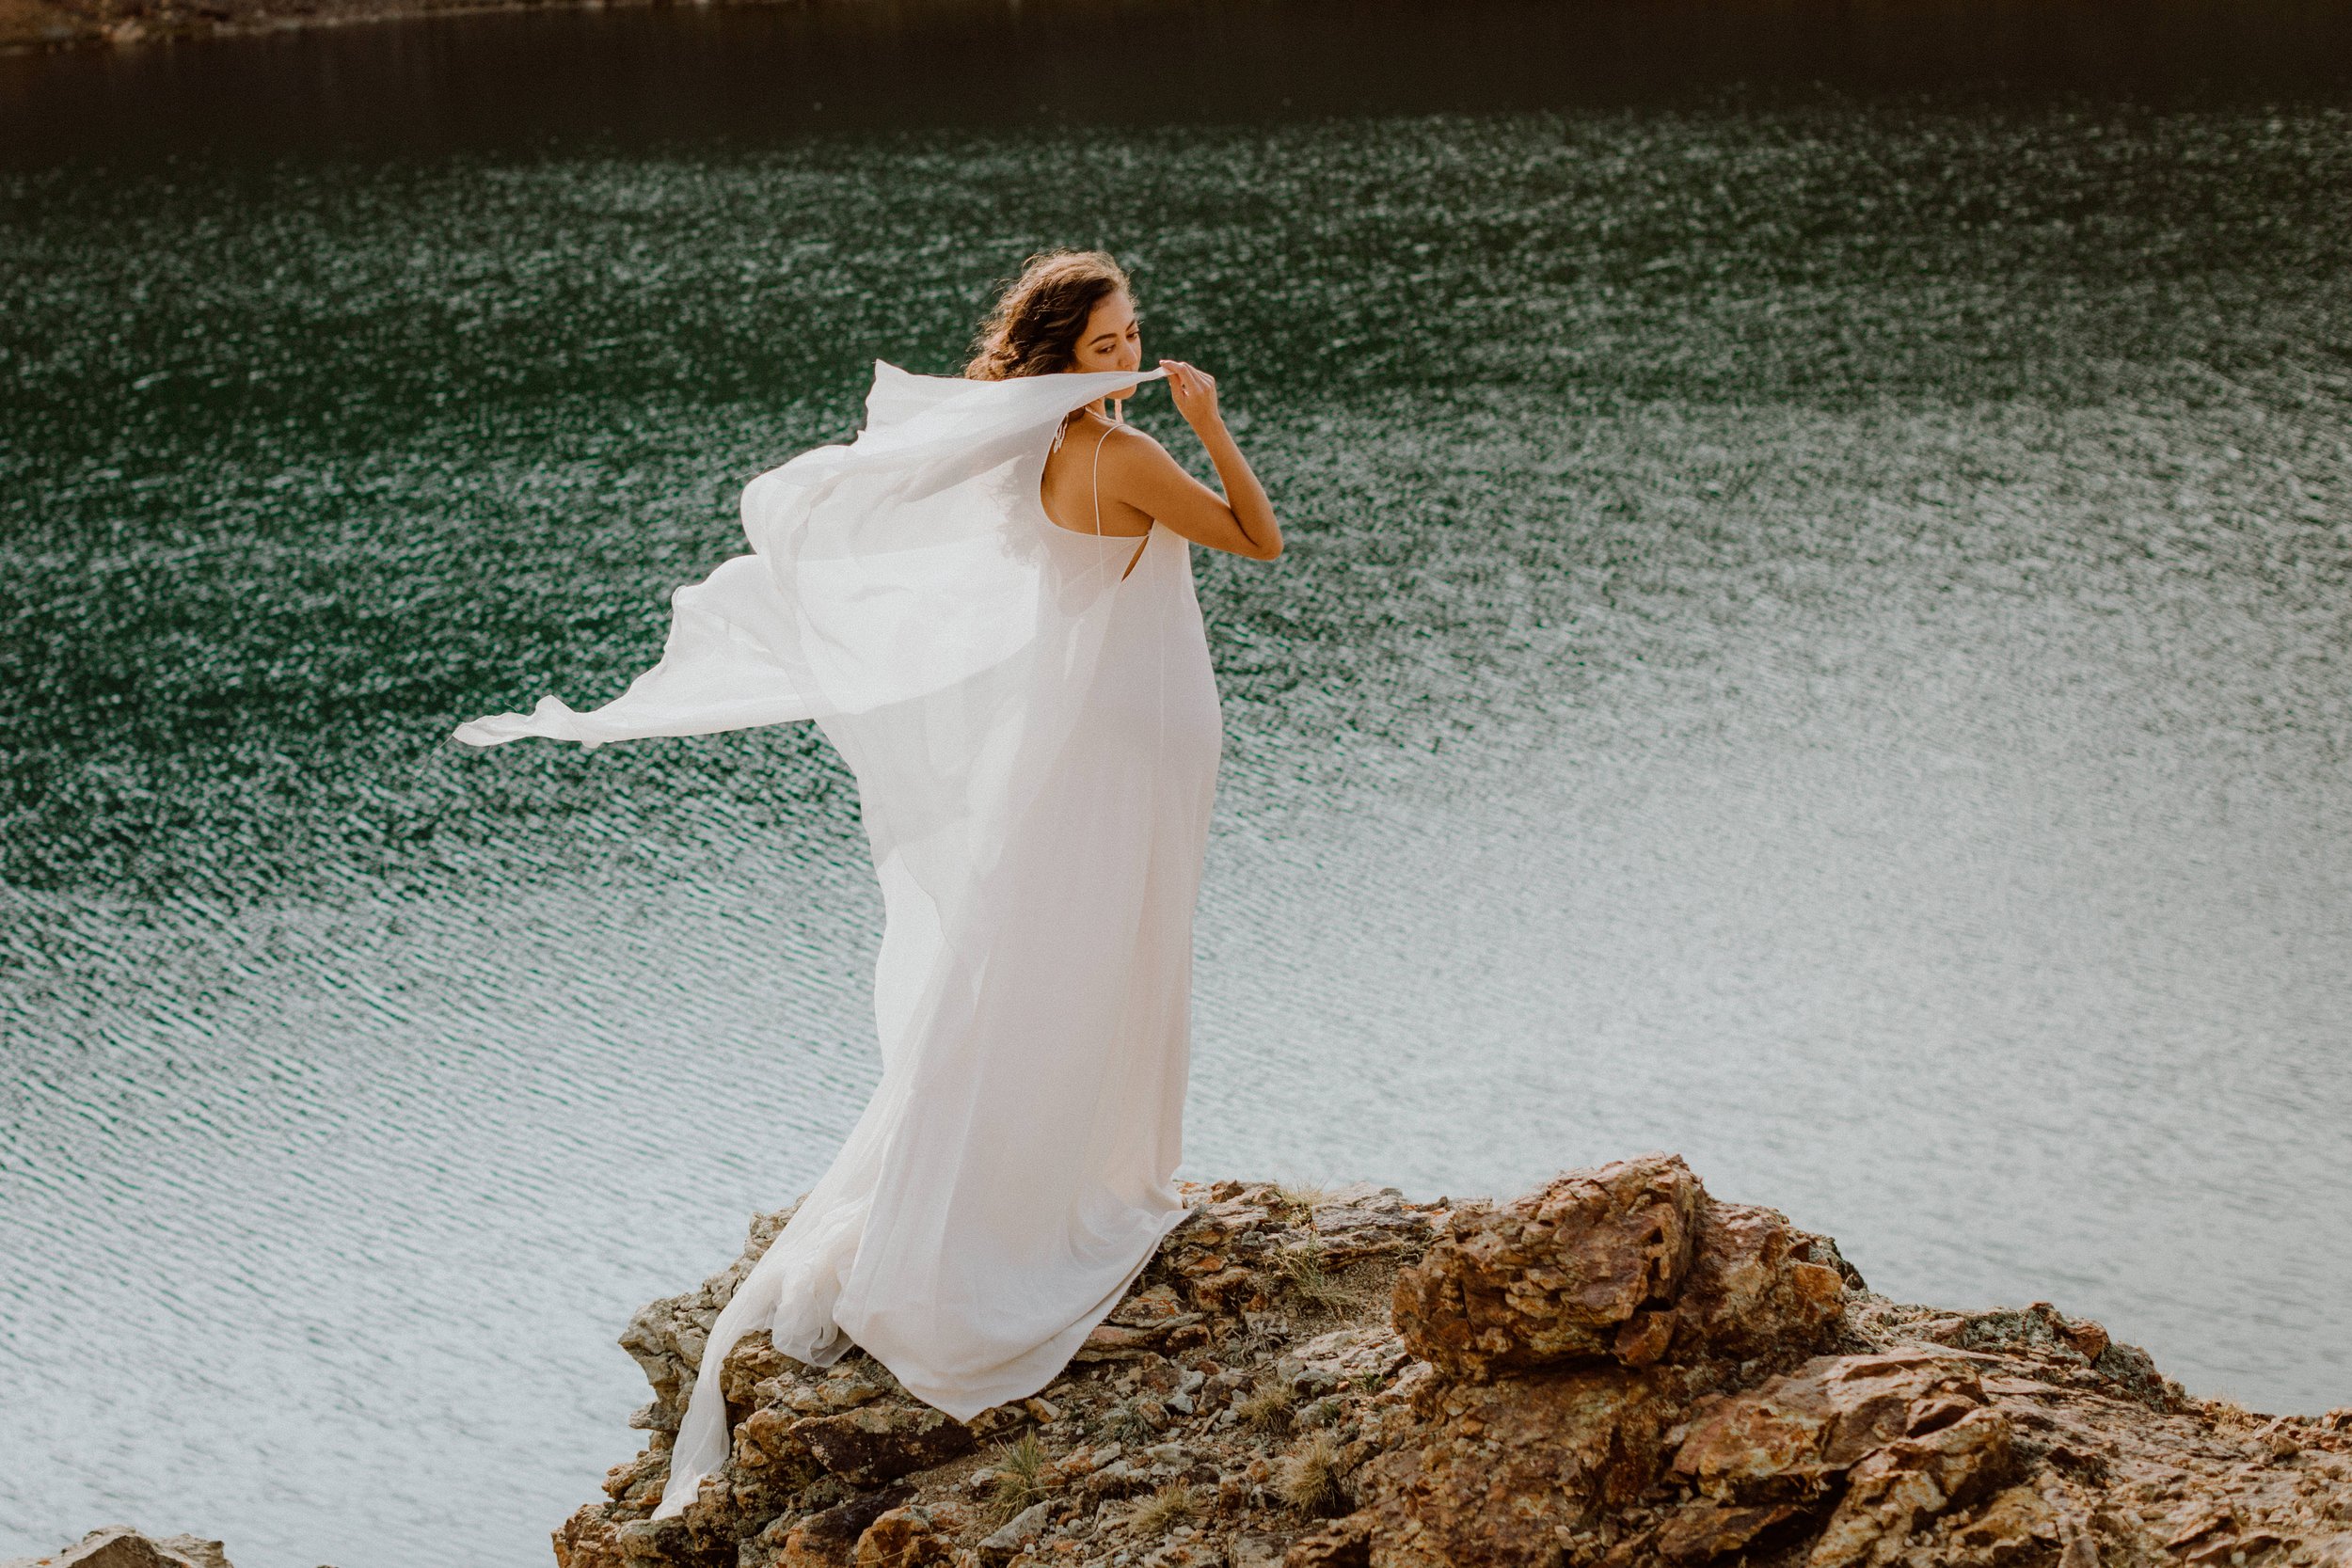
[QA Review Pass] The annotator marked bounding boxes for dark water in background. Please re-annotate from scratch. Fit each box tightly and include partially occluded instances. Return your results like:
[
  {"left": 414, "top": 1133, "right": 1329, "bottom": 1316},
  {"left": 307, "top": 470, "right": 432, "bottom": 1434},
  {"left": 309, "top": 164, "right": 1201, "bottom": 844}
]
[{"left": 5, "top": 3, "right": 2352, "bottom": 1561}]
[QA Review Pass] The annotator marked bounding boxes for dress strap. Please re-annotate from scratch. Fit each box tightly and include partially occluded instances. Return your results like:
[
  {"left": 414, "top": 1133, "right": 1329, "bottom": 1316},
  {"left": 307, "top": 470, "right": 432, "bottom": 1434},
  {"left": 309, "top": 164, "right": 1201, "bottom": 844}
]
[
  {"left": 1089, "top": 415, "right": 1149, "bottom": 582},
  {"left": 1091, "top": 420, "right": 1114, "bottom": 539}
]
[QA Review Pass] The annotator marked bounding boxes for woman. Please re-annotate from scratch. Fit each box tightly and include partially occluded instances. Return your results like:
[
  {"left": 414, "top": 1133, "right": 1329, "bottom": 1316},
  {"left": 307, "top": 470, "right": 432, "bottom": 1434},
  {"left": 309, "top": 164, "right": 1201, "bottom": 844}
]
[{"left": 452, "top": 249, "right": 1279, "bottom": 1522}]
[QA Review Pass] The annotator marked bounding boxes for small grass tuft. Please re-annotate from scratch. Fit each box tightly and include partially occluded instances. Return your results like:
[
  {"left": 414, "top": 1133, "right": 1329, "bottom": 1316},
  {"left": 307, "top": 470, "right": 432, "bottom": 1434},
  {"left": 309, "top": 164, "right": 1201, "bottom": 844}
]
[
  {"left": 1279, "top": 1239, "right": 1355, "bottom": 1311},
  {"left": 1277, "top": 1427, "right": 1354, "bottom": 1516},
  {"left": 1122, "top": 1478, "right": 1199, "bottom": 1535},
  {"left": 1273, "top": 1180, "right": 1333, "bottom": 1212},
  {"left": 1234, "top": 1374, "right": 1297, "bottom": 1434},
  {"left": 981, "top": 1430, "right": 1053, "bottom": 1525}
]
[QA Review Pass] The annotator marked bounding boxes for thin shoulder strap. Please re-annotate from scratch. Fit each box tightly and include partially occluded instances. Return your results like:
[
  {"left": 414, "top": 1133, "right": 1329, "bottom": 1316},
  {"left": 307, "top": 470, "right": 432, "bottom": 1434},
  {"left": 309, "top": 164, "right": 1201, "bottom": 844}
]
[{"left": 1090, "top": 420, "right": 1115, "bottom": 540}]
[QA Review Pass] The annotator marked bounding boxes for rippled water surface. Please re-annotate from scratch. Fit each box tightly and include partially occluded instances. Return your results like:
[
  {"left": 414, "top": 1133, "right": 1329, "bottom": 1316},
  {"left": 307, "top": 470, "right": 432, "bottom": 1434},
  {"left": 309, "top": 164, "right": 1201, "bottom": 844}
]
[{"left": 5, "top": 5, "right": 2351, "bottom": 1562}]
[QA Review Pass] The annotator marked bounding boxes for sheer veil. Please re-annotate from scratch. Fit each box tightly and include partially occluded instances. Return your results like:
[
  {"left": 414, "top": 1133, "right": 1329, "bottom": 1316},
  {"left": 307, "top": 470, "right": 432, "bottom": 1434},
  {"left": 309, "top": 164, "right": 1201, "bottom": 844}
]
[{"left": 454, "top": 360, "right": 1172, "bottom": 753}]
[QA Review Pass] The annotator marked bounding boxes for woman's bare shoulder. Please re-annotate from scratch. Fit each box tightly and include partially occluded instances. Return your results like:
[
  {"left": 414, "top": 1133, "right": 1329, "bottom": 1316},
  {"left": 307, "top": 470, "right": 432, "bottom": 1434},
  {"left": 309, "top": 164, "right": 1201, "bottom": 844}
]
[
  {"left": 1047, "top": 419, "right": 1166, "bottom": 470},
  {"left": 1107, "top": 417, "right": 1172, "bottom": 450},
  {"left": 1098, "top": 421, "right": 1185, "bottom": 476}
]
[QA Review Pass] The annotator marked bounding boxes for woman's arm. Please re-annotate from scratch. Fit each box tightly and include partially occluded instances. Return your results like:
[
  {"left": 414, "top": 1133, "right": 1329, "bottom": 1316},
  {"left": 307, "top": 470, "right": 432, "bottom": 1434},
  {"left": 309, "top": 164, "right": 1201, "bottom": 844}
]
[{"left": 1107, "top": 359, "right": 1282, "bottom": 562}]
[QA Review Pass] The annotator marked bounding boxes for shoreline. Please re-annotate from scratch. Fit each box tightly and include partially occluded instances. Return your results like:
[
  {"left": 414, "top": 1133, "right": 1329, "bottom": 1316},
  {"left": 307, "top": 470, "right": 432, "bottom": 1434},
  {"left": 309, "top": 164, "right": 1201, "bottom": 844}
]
[
  {"left": 12, "top": 1156, "right": 2350, "bottom": 1567},
  {"left": 0, "top": 0, "right": 801, "bottom": 55}
]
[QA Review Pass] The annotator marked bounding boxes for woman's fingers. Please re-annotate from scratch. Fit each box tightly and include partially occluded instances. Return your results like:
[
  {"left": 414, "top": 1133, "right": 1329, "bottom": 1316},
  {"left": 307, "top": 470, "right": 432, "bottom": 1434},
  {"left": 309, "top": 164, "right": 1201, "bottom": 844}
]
[{"left": 1157, "top": 359, "right": 1216, "bottom": 415}]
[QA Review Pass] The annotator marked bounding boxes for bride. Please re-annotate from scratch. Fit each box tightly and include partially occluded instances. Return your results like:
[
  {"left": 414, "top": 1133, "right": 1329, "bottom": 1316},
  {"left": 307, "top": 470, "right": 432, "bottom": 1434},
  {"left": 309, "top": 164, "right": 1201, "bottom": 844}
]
[{"left": 451, "top": 248, "right": 1280, "bottom": 1520}]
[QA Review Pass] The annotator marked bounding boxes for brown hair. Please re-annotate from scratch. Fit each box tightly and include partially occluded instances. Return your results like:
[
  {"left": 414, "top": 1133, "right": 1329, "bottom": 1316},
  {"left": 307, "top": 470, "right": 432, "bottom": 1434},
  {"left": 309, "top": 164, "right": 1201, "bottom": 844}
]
[{"left": 963, "top": 249, "right": 1134, "bottom": 380}]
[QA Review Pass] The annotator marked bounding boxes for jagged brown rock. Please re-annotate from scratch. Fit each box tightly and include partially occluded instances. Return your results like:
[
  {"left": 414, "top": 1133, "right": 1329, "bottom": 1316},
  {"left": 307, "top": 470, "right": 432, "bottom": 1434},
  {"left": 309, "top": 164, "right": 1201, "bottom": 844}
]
[
  {"left": 1345, "top": 1360, "right": 1706, "bottom": 1562},
  {"left": 1806, "top": 1406, "right": 2018, "bottom": 1568},
  {"left": 771, "top": 1482, "right": 917, "bottom": 1566},
  {"left": 1390, "top": 1152, "right": 1707, "bottom": 1379},
  {"left": 851, "top": 1504, "right": 953, "bottom": 1566},
  {"left": 797, "top": 1405, "right": 977, "bottom": 1486},
  {"left": 1671, "top": 1351, "right": 2001, "bottom": 1501},
  {"left": 1654, "top": 1497, "right": 1814, "bottom": 1563},
  {"left": 1667, "top": 1200, "right": 1850, "bottom": 1365},
  {"left": 1335, "top": 1155, "right": 1856, "bottom": 1568}
]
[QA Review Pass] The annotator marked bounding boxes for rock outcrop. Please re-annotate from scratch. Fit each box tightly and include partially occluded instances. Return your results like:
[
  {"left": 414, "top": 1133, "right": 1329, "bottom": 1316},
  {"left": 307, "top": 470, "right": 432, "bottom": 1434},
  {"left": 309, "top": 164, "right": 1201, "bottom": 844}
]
[{"left": 547, "top": 1153, "right": 2352, "bottom": 1568}]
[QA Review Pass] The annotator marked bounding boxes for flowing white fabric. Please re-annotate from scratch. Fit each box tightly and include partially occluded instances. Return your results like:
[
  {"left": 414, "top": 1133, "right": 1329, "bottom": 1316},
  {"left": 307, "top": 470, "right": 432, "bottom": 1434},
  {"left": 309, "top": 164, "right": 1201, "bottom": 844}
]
[{"left": 451, "top": 360, "right": 1223, "bottom": 1522}]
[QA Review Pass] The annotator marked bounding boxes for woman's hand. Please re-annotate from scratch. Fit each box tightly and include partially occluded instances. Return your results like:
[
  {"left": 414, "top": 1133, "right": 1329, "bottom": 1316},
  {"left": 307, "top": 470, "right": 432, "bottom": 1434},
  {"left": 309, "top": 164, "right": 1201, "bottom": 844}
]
[{"left": 1160, "top": 358, "right": 1220, "bottom": 431}]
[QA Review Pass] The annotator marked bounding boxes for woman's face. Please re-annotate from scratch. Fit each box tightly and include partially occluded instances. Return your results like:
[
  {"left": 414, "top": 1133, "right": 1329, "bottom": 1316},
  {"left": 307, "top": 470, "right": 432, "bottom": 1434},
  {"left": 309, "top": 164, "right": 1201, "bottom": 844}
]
[{"left": 1071, "top": 287, "right": 1142, "bottom": 398}]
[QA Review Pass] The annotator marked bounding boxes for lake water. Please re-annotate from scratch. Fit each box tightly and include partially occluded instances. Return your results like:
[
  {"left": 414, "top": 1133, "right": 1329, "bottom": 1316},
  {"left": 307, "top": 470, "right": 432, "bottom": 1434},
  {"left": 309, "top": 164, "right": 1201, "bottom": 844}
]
[{"left": 4, "top": 4, "right": 2350, "bottom": 1563}]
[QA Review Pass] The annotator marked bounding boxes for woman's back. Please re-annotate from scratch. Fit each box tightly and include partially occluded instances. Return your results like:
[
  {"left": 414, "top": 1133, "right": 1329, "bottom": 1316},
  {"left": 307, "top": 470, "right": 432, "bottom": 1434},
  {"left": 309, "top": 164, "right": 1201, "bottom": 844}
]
[{"left": 1038, "top": 415, "right": 1153, "bottom": 581}]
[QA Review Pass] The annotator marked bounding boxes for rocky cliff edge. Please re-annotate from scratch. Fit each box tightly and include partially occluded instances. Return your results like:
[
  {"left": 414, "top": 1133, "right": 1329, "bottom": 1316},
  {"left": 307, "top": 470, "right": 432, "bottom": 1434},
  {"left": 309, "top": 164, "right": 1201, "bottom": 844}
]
[{"left": 554, "top": 1152, "right": 2352, "bottom": 1568}]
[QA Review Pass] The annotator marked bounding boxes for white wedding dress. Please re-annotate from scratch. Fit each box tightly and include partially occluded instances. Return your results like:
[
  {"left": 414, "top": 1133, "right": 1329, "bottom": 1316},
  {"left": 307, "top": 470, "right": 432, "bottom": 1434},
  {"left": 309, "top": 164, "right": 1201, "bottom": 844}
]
[{"left": 451, "top": 361, "right": 1222, "bottom": 1521}]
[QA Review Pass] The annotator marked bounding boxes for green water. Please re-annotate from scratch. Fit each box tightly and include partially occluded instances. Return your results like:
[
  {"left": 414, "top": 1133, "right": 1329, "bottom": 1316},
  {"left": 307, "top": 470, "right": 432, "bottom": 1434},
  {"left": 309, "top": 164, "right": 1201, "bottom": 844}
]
[{"left": 5, "top": 12, "right": 2351, "bottom": 1564}]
